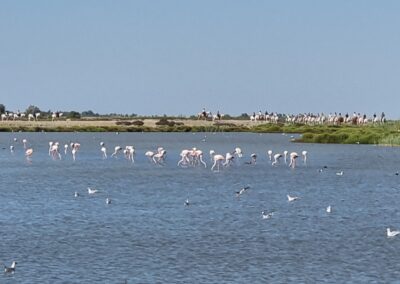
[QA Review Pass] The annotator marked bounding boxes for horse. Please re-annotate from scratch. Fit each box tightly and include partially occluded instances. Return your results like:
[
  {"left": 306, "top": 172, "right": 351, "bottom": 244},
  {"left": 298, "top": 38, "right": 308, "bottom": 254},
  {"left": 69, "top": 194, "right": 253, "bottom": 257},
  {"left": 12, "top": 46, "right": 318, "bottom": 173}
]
[{"left": 197, "top": 111, "right": 211, "bottom": 120}]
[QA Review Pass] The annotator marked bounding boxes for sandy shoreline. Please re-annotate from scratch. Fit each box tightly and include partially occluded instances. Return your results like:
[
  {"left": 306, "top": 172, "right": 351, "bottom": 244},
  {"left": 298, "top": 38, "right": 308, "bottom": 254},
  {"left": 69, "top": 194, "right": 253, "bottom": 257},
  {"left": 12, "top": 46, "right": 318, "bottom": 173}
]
[{"left": 0, "top": 118, "right": 254, "bottom": 129}]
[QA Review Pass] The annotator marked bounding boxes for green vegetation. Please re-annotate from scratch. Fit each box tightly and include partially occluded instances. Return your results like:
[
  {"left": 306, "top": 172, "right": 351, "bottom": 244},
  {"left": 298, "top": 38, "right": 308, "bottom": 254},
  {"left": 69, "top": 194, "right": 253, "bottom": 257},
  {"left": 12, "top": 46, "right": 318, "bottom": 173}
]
[
  {"left": 0, "top": 101, "right": 399, "bottom": 145},
  {"left": 1, "top": 120, "right": 399, "bottom": 146},
  {"left": 292, "top": 123, "right": 400, "bottom": 146}
]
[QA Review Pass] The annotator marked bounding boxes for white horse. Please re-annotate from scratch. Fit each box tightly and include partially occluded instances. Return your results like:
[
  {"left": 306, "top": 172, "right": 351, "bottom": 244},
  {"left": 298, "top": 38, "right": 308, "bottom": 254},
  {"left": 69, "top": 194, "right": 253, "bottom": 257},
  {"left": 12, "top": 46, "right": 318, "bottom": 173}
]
[
  {"left": 197, "top": 111, "right": 211, "bottom": 120},
  {"left": 212, "top": 113, "right": 224, "bottom": 121}
]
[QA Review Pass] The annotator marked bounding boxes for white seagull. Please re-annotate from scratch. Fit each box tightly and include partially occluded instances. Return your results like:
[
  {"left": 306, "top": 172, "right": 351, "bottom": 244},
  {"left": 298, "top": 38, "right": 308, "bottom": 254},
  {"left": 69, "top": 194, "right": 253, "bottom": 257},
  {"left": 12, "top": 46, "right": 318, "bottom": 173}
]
[
  {"left": 87, "top": 187, "right": 98, "bottom": 195},
  {"left": 336, "top": 171, "right": 344, "bottom": 176},
  {"left": 326, "top": 205, "right": 332, "bottom": 213},
  {"left": 261, "top": 211, "right": 274, "bottom": 219},
  {"left": 3, "top": 261, "right": 17, "bottom": 274},
  {"left": 287, "top": 194, "right": 300, "bottom": 202},
  {"left": 387, "top": 228, "right": 400, "bottom": 238},
  {"left": 236, "top": 186, "right": 250, "bottom": 197},
  {"left": 74, "top": 191, "right": 79, "bottom": 198},
  {"left": 106, "top": 198, "right": 111, "bottom": 204}
]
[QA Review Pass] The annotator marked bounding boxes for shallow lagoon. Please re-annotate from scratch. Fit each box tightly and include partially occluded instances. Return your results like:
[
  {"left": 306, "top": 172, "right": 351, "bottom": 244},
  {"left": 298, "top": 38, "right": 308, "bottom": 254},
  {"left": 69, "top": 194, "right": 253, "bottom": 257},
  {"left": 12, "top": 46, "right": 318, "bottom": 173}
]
[{"left": 1, "top": 132, "right": 400, "bottom": 283}]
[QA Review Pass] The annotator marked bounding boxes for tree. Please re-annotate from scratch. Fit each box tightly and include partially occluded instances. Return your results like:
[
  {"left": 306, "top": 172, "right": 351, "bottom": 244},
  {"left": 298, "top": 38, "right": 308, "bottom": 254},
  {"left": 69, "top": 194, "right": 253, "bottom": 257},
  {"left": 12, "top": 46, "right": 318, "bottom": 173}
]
[
  {"left": 0, "top": 104, "right": 5, "bottom": 114},
  {"left": 25, "top": 105, "right": 41, "bottom": 115},
  {"left": 81, "top": 110, "right": 99, "bottom": 117},
  {"left": 66, "top": 111, "right": 81, "bottom": 119}
]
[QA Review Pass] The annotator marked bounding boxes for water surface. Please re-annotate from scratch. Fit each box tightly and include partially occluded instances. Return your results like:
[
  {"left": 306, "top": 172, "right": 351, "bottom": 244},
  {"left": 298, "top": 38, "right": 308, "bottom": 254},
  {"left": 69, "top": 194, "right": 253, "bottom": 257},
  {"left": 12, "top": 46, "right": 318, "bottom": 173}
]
[{"left": 1, "top": 132, "right": 399, "bottom": 283}]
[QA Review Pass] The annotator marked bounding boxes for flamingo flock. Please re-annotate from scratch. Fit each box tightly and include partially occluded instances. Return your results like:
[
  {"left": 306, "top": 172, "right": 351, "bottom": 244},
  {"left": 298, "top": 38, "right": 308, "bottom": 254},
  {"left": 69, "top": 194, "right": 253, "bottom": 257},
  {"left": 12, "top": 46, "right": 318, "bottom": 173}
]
[{"left": 5, "top": 136, "right": 314, "bottom": 171}]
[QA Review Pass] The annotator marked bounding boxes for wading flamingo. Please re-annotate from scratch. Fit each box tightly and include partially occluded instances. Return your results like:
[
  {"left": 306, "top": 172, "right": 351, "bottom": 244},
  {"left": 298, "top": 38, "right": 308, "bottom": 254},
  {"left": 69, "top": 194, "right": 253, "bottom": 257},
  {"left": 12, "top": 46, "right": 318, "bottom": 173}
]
[
  {"left": 48, "top": 141, "right": 53, "bottom": 156},
  {"left": 125, "top": 146, "right": 135, "bottom": 163},
  {"left": 111, "top": 146, "right": 122, "bottom": 158},
  {"left": 283, "top": 150, "right": 288, "bottom": 164},
  {"left": 302, "top": 150, "right": 308, "bottom": 165},
  {"left": 210, "top": 152, "right": 225, "bottom": 171},
  {"left": 233, "top": 147, "right": 243, "bottom": 158},
  {"left": 192, "top": 148, "right": 207, "bottom": 168},
  {"left": 152, "top": 149, "right": 167, "bottom": 165},
  {"left": 272, "top": 153, "right": 282, "bottom": 166},
  {"left": 223, "top": 152, "right": 235, "bottom": 166},
  {"left": 101, "top": 146, "right": 107, "bottom": 159},
  {"left": 267, "top": 150, "right": 273, "bottom": 161},
  {"left": 22, "top": 139, "right": 27, "bottom": 149},
  {"left": 288, "top": 152, "right": 298, "bottom": 169},
  {"left": 71, "top": 143, "right": 80, "bottom": 161},
  {"left": 145, "top": 151, "right": 155, "bottom": 162},
  {"left": 25, "top": 148, "right": 33, "bottom": 162},
  {"left": 177, "top": 149, "right": 191, "bottom": 167},
  {"left": 50, "top": 142, "right": 61, "bottom": 160}
]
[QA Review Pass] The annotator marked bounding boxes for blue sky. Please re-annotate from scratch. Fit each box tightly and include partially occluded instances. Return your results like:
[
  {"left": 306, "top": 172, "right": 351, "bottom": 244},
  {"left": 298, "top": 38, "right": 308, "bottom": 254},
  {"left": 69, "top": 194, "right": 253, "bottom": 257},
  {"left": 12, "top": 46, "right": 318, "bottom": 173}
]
[{"left": 1, "top": 1, "right": 399, "bottom": 117}]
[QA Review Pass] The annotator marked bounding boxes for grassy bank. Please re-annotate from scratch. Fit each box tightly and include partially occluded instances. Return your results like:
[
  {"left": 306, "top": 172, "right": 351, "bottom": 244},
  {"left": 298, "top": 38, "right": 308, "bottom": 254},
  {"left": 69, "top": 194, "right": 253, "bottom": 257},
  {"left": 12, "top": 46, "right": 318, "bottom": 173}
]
[{"left": 1, "top": 119, "right": 399, "bottom": 145}]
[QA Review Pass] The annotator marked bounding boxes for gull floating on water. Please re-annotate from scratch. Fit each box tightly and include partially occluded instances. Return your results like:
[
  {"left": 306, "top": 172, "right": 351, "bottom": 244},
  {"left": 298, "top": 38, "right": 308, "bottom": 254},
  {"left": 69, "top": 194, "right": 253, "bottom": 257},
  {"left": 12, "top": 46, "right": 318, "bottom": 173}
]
[
  {"left": 261, "top": 211, "right": 274, "bottom": 219},
  {"left": 236, "top": 186, "right": 250, "bottom": 197},
  {"left": 106, "top": 198, "right": 111, "bottom": 204},
  {"left": 184, "top": 198, "right": 190, "bottom": 206},
  {"left": 88, "top": 187, "right": 98, "bottom": 195},
  {"left": 336, "top": 171, "right": 344, "bottom": 176},
  {"left": 287, "top": 194, "right": 299, "bottom": 202},
  {"left": 74, "top": 191, "right": 79, "bottom": 198},
  {"left": 387, "top": 228, "right": 400, "bottom": 238},
  {"left": 326, "top": 205, "right": 332, "bottom": 213},
  {"left": 3, "top": 261, "right": 17, "bottom": 274}
]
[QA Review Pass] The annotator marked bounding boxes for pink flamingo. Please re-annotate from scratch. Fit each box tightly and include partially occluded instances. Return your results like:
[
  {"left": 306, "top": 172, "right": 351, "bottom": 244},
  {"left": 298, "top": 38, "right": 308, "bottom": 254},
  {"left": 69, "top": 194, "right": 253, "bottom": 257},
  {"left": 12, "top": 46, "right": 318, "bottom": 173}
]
[
  {"left": 223, "top": 152, "right": 235, "bottom": 166},
  {"left": 145, "top": 151, "right": 155, "bottom": 162},
  {"left": 22, "top": 139, "right": 28, "bottom": 149},
  {"left": 192, "top": 148, "right": 207, "bottom": 168},
  {"left": 25, "top": 148, "right": 33, "bottom": 162},
  {"left": 283, "top": 150, "right": 288, "bottom": 164},
  {"left": 71, "top": 143, "right": 80, "bottom": 161},
  {"left": 111, "top": 146, "right": 122, "bottom": 158},
  {"left": 153, "top": 149, "right": 167, "bottom": 165},
  {"left": 302, "top": 150, "right": 308, "bottom": 165},
  {"left": 177, "top": 149, "right": 191, "bottom": 167},
  {"left": 272, "top": 153, "right": 282, "bottom": 166},
  {"left": 289, "top": 152, "right": 298, "bottom": 168},
  {"left": 50, "top": 142, "right": 61, "bottom": 160},
  {"left": 125, "top": 146, "right": 135, "bottom": 163},
  {"left": 211, "top": 153, "right": 225, "bottom": 171},
  {"left": 267, "top": 150, "right": 273, "bottom": 161}
]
